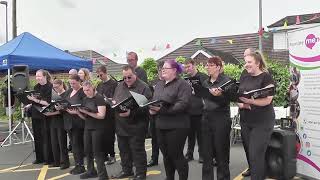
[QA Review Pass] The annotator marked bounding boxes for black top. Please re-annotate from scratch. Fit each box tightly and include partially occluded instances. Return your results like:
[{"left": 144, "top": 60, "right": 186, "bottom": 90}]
[
  {"left": 31, "top": 82, "right": 52, "bottom": 119},
  {"left": 187, "top": 71, "right": 209, "bottom": 115},
  {"left": 238, "top": 70, "right": 275, "bottom": 127},
  {"left": 96, "top": 79, "right": 118, "bottom": 123},
  {"left": 83, "top": 94, "right": 108, "bottom": 130},
  {"left": 113, "top": 79, "right": 152, "bottom": 136},
  {"left": 201, "top": 73, "right": 233, "bottom": 113},
  {"left": 63, "top": 88, "right": 86, "bottom": 130},
  {"left": 152, "top": 77, "right": 192, "bottom": 129},
  {"left": 50, "top": 91, "right": 65, "bottom": 128},
  {"left": 96, "top": 79, "right": 118, "bottom": 99},
  {"left": 135, "top": 66, "right": 148, "bottom": 83}
]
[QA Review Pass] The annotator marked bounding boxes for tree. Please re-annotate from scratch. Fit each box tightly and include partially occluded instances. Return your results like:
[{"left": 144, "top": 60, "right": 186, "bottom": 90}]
[{"left": 140, "top": 58, "right": 158, "bottom": 81}]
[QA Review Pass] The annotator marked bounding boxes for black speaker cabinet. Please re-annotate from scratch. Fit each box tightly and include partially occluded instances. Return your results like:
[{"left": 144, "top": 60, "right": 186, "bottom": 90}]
[
  {"left": 265, "top": 129, "right": 297, "bottom": 179},
  {"left": 12, "top": 65, "right": 29, "bottom": 92}
]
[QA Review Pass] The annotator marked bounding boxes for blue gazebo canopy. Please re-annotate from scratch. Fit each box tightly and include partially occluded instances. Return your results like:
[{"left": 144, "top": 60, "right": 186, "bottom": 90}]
[{"left": 0, "top": 32, "right": 92, "bottom": 71}]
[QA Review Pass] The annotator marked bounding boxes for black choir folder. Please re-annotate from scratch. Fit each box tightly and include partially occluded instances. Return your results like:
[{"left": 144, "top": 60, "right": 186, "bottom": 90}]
[
  {"left": 112, "top": 91, "right": 166, "bottom": 113},
  {"left": 239, "top": 86, "right": 275, "bottom": 99}
]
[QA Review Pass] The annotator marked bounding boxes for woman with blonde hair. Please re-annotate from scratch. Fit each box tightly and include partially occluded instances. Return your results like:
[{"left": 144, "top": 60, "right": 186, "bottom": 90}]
[
  {"left": 78, "top": 68, "right": 91, "bottom": 82},
  {"left": 238, "top": 51, "right": 275, "bottom": 180}
]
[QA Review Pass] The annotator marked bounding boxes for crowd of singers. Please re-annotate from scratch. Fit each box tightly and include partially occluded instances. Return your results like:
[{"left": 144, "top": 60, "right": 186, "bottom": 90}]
[{"left": 25, "top": 50, "right": 275, "bottom": 180}]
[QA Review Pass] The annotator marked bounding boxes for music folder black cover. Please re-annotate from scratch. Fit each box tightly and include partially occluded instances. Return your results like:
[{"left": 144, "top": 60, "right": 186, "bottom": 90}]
[
  {"left": 111, "top": 96, "right": 137, "bottom": 113},
  {"left": 218, "top": 79, "right": 237, "bottom": 92},
  {"left": 239, "top": 86, "right": 275, "bottom": 99},
  {"left": 15, "top": 90, "right": 41, "bottom": 105}
]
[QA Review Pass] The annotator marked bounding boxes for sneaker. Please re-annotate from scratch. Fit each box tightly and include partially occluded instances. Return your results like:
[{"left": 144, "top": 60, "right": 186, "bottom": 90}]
[
  {"left": 80, "top": 171, "right": 98, "bottom": 179},
  {"left": 70, "top": 165, "right": 86, "bottom": 175},
  {"left": 106, "top": 156, "right": 116, "bottom": 165}
]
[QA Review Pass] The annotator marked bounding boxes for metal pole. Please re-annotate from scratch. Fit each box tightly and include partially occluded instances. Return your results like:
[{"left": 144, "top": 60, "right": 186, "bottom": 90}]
[
  {"left": 7, "top": 68, "right": 12, "bottom": 145},
  {"left": 4, "top": 2, "right": 7, "bottom": 42},
  {"left": 12, "top": 0, "right": 17, "bottom": 38},
  {"left": 259, "top": 0, "right": 263, "bottom": 52}
]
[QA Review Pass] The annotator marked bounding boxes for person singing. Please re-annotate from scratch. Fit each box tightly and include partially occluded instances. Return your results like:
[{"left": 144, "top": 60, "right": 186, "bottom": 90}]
[
  {"left": 64, "top": 74, "right": 86, "bottom": 175},
  {"left": 201, "top": 56, "right": 235, "bottom": 180},
  {"left": 238, "top": 51, "right": 275, "bottom": 180},
  {"left": 149, "top": 59, "right": 192, "bottom": 180},
  {"left": 27, "top": 69, "right": 53, "bottom": 165},
  {"left": 43, "top": 79, "right": 70, "bottom": 169},
  {"left": 68, "top": 81, "right": 109, "bottom": 180}
]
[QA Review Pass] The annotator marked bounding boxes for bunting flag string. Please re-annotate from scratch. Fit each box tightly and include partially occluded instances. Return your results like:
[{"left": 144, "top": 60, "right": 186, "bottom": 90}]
[
  {"left": 283, "top": 20, "right": 288, "bottom": 29},
  {"left": 166, "top": 43, "right": 171, "bottom": 49},
  {"left": 152, "top": 45, "right": 157, "bottom": 51}
]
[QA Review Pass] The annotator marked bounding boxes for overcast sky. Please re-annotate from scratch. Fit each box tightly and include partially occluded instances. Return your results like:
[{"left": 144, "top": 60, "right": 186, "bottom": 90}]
[{"left": 0, "top": 0, "right": 319, "bottom": 64}]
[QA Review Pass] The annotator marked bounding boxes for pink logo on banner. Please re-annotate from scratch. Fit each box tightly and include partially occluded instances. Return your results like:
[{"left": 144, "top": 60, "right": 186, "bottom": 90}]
[{"left": 305, "top": 34, "right": 320, "bottom": 49}]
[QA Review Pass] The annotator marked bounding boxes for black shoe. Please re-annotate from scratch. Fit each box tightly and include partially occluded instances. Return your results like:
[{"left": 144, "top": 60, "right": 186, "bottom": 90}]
[
  {"left": 242, "top": 169, "right": 251, "bottom": 177},
  {"left": 185, "top": 154, "right": 194, "bottom": 161},
  {"left": 80, "top": 171, "right": 98, "bottom": 179},
  {"left": 147, "top": 159, "right": 158, "bottom": 167},
  {"left": 32, "top": 160, "right": 44, "bottom": 164},
  {"left": 60, "top": 162, "right": 70, "bottom": 170},
  {"left": 106, "top": 156, "right": 116, "bottom": 165},
  {"left": 212, "top": 158, "right": 217, "bottom": 166},
  {"left": 111, "top": 171, "right": 134, "bottom": 179},
  {"left": 198, "top": 156, "right": 204, "bottom": 163},
  {"left": 70, "top": 165, "right": 86, "bottom": 175},
  {"left": 131, "top": 175, "right": 146, "bottom": 180}
]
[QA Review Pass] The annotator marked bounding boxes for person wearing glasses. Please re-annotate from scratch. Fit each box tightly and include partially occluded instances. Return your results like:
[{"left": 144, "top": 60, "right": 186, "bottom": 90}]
[
  {"left": 183, "top": 59, "right": 208, "bottom": 163},
  {"left": 127, "top": 51, "right": 148, "bottom": 83},
  {"left": 64, "top": 74, "right": 87, "bottom": 175},
  {"left": 149, "top": 59, "right": 192, "bottom": 180},
  {"left": 68, "top": 81, "right": 109, "bottom": 180},
  {"left": 96, "top": 65, "right": 118, "bottom": 165},
  {"left": 201, "top": 57, "right": 236, "bottom": 180},
  {"left": 237, "top": 51, "right": 275, "bottom": 180},
  {"left": 43, "top": 79, "right": 70, "bottom": 169},
  {"left": 112, "top": 65, "right": 152, "bottom": 180}
]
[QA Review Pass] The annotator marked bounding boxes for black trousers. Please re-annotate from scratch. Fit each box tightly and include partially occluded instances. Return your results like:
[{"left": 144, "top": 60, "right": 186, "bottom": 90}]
[
  {"left": 117, "top": 134, "right": 147, "bottom": 177},
  {"left": 70, "top": 128, "right": 84, "bottom": 166},
  {"left": 202, "top": 113, "right": 231, "bottom": 180},
  {"left": 240, "top": 123, "right": 273, "bottom": 180},
  {"left": 150, "top": 116, "right": 159, "bottom": 162},
  {"left": 157, "top": 128, "right": 189, "bottom": 180},
  {"left": 84, "top": 129, "right": 108, "bottom": 178},
  {"left": 32, "top": 118, "right": 53, "bottom": 163},
  {"left": 186, "top": 115, "right": 202, "bottom": 158},
  {"left": 50, "top": 126, "right": 69, "bottom": 166}
]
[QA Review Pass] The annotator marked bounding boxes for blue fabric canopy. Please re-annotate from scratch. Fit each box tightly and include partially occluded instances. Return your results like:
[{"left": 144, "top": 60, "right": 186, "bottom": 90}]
[{"left": 0, "top": 32, "right": 92, "bottom": 71}]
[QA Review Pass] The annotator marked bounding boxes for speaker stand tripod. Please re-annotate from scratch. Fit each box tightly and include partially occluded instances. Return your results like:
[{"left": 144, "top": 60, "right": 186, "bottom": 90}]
[{"left": 1, "top": 105, "right": 34, "bottom": 147}]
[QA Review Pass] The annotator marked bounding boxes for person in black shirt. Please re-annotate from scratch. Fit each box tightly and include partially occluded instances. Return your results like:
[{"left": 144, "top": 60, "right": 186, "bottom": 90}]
[
  {"left": 147, "top": 61, "right": 164, "bottom": 167},
  {"left": 43, "top": 79, "right": 70, "bottom": 169},
  {"left": 183, "top": 59, "right": 208, "bottom": 163},
  {"left": 149, "top": 59, "right": 192, "bottom": 180},
  {"left": 26, "top": 69, "right": 54, "bottom": 165},
  {"left": 96, "top": 65, "right": 118, "bottom": 165},
  {"left": 112, "top": 65, "right": 152, "bottom": 180},
  {"left": 237, "top": 51, "right": 275, "bottom": 180},
  {"left": 201, "top": 57, "right": 235, "bottom": 180},
  {"left": 127, "top": 51, "right": 148, "bottom": 83},
  {"left": 64, "top": 74, "right": 86, "bottom": 175},
  {"left": 68, "top": 81, "right": 109, "bottom": 180}
]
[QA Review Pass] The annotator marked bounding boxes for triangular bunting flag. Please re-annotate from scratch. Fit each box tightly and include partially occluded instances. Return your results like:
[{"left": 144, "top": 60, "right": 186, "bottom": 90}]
[
  {"left": 226, "top": 39, "right": 233, "bottom": 44},
  {"left": 296, "top": 16, "right": 301, "bottom": 25},
  {"left": 195, "top": 40, "right": 202, "bottom": 46},
  {"left": 138, "top": 49, "right": 143, "bottom": 53},
  {"left": 92, "top": 58, "right": 96, "bottom": 64},
  {"left": 113, "top": 53, "right": 117, "bottom": 57},
  {"left": 166, "top": 43, "right": 171, "bottom": 49},
  {"left": 263, "top": 32, "right": 270, "bottom": 39},
  {"left": 258, "top": 27, "right": 264, "bottom": 36},
  {"left": 284, "top": 20, "right": 288, "bottom": 29}
]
